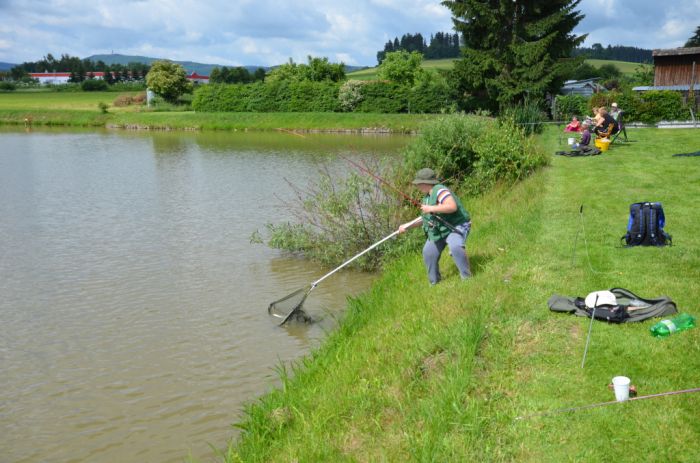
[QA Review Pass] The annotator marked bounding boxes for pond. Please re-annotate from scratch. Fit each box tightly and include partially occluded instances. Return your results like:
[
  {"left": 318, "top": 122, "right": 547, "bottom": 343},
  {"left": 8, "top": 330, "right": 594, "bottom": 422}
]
[{"left": 0, "top": 127, "right": 410, "bottom": 463}]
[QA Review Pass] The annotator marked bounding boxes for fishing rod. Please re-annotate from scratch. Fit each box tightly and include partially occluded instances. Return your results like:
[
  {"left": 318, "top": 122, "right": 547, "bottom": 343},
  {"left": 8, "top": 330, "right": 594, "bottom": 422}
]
[
  {"left": 515, "top": 387, "right": 700, "bottom": 421},
  {"left": 340, "top": 155, "right": 464, "bottom": 235}
]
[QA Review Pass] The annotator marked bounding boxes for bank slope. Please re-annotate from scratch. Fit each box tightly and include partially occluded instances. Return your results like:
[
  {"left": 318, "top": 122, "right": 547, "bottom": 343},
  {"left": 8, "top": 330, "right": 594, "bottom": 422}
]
[{"left": 228, "top": 127, "right": 700, "bottom": 462}]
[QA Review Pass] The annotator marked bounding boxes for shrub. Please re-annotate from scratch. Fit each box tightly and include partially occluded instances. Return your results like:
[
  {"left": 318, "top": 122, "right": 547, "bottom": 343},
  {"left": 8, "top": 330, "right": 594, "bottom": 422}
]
[
  {"left": 555, "top": 95, "right": 589, "bottom": 121},
  {"left": 266, "top": 166, "right": 409, "bottom": 270},
  {"left": 355, "top": 81, "right": 409, "bottom": 113},
  {"left": 338, "top": 80, "right": 366, "bottom": 112},
  {"left": 403, "top": 114, "right": 548, "bottom": 195},
  {"left": 192, "top": 81, "right": 341, "bottom": 112},
  {"left": 499, "top": 98, "right": 545, "bottom": 136},
  {"left": 468, "top": 120, "right": 547, "bottom": 194},
  {"left": 81, "top": 79, "right": 109, "bottom": 91},
  {"left": 590, "top": 89, "right": 688, "bottom": 123},
  {"left": 636, "top": 90, "right": 687, "bottom": 123},
  {"left": 0, "top": 81, "right": 16, "bottom": 91},
  {"left": 408, "top": 74, "right": 455, "bottom": 113},
  {"left": 402, "top": 114, "right": 487, "bottom": 182}
]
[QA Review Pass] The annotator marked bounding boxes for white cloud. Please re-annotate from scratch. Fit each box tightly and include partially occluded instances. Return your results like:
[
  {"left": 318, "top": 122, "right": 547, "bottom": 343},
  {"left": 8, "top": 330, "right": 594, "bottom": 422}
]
[{"left": 2, "top": 0, "right": 698, "bottom": 68}]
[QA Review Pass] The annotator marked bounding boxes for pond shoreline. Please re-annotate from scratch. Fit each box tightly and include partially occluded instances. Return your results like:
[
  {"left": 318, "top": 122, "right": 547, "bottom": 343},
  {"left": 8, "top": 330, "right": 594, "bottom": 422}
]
[{"left": 0, "top": 105, "right": 435, "bottom": 133}]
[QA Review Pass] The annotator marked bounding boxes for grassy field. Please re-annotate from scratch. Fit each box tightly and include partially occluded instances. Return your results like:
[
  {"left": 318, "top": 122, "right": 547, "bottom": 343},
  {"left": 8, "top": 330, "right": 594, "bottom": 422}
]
[
  {"left": 0, "top": 91, "right": 143, "bottom": 111},
  {"left": 224, "top": 127, "right": 700, "bottom": 462},
  {"left": 586, "top": 59, "right": 652, "bottom": 75},
  {"left": 348, "top": 58, "right": 458, "bottom": 80},
  {"left": 0, "top": 92, "right": 437, "bottom": 132},
  {"left": 347, "top": 58, "right": 651, "bottom": 80}
]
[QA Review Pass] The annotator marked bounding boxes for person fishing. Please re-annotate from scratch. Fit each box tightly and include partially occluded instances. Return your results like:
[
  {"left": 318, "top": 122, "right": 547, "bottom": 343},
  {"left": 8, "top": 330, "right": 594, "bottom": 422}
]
[{"left": 398, "top": 168, "right": 472, "bottom": 285}]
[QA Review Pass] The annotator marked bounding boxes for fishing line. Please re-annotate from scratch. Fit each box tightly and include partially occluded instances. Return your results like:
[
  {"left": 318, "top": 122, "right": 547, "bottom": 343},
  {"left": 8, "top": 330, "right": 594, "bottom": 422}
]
[
  {"left": 340, "top": 155, "right": 464, "bottom": 236},
  {"left": 515, "top": 387, "right": 700, "bottom": 421},
  {"left": 572, "top": 204, "right": 609, "bottom": 274}
]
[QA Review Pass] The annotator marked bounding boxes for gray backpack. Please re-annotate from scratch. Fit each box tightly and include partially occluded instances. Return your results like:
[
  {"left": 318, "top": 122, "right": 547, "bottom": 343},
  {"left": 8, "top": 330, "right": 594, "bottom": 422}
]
[{"left": 548, "top": 287, "right": 677, "bottom": 323}]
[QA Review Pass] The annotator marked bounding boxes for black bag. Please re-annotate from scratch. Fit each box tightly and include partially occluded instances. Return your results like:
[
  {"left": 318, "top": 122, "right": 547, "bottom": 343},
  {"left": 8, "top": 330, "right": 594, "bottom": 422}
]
[
  {"left": 548, "top": 288, "right": 677, "bottom": 323},
  {"left": 622, "top": 202, "right": 672, "bottom": 247},
  {"left": 555, "top": 146, "right": 601, "bottom": 157}
]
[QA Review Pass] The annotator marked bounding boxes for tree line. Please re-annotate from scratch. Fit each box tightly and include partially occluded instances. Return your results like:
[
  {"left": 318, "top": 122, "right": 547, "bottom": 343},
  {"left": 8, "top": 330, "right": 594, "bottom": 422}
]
[
  {"left": 377, "top": 32, "right": 460, "bottom": 64},
  {"left": 9, "top": 53, "right": 150, "bottom": 82},
  {"left": 209, "top": 66, "right": 266, "bottom": 84},
  {"left": 571, "top": 44, "right": 652, "bottom": 63}
]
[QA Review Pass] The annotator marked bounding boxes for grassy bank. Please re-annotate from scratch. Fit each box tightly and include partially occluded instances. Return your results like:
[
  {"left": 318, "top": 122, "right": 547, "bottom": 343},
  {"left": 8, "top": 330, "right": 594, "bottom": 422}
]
[
  {"left": 0, "top": 92, "right": 437, "bottom": 132},
  {"left": 226, "top": 128, "right": 700, "bottom": 461}
]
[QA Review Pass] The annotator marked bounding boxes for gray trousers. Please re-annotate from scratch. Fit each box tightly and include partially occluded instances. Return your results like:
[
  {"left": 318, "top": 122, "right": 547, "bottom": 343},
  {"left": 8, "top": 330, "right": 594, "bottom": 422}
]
[{"left": 422, "top": 222, "right": 471, "bottom": 285}]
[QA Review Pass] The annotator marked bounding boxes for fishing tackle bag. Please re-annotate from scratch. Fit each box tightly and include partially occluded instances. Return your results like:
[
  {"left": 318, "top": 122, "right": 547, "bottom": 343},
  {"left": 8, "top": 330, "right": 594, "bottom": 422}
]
[
  {"left": 622, "top": 202, "right": 672, "bottom": 247},
  {"left": 548, "top": 287, "right": 677, "bottom": 323}
]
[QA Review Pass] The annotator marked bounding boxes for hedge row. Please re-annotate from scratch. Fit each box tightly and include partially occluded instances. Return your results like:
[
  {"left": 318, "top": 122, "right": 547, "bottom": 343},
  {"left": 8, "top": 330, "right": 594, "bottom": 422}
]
[
  {"left": 192, "top": 79, "right": 454, "bottom": 113},
  {"left": 555, "top": 90, "right": 693, "bottom": 124}
]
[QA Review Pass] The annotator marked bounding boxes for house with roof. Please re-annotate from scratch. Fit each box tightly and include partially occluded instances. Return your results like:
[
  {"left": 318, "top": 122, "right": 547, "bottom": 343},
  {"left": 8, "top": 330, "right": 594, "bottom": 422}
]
[
  {"left": 187, "top": 72, "right": 209, "bottom": 84},
  {"left": 560, "top": 78, "right": 605, "bottom": 97},
  {"left": 29, "top": 71, "right": 210, "bottom": 85},
  {"left": 633, "top": 47, "right": 700, "bottom": 106}
]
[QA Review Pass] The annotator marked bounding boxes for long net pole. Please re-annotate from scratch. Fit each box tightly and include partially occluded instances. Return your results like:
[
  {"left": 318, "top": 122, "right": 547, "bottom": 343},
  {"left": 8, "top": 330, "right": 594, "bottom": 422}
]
[{"left": 515, "top": 387, "right": 700, "bottom": 421}]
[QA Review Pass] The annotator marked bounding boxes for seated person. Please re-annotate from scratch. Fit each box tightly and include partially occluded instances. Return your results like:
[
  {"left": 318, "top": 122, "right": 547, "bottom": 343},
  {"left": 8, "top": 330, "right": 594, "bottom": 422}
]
[
  {"left": 556, "top": 122, "right": 600, "bottom": 156},
  {"left": 578, "top": 122, "right": 591, "bottom": 147},
  {"left": 610, "top": 102, "right": 622, "bottom": 121},
  {"left": 594, "top": 108, "right": 619, "bottom": 138},
  {"left": 565, "top": 116, "right": 582, "bottom": 132}
]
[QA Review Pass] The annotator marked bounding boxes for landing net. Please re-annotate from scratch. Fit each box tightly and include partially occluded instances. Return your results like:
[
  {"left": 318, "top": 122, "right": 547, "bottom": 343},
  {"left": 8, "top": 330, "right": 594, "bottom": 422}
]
[{"left": 268, "top": 286, "right": 312, "bottom": 325}]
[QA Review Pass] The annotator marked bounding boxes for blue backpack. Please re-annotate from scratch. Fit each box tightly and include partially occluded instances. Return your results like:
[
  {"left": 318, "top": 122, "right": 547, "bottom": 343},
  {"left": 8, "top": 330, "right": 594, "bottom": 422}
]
[{"left": 622, "top": 202, "right": 672, "bottom": 247}]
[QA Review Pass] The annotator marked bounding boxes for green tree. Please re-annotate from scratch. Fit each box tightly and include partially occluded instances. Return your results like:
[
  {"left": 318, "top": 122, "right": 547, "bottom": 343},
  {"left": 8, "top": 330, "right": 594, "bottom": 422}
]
[
  {"left": 266, "top": 56, "right": 345, "bottom": 83},
  {"left": 253, "top": 67, "right": 266, "bottom": 82},
  {"left": 685, "top": 26, "right": 700, "bottom": 47},
  {"left": 443, "top": 0, "right": 586, "bottom": 111},
  {"left": 598, "top": 63, "right": 622, "bottom": 79},
  {"left": 376, "top": 50, "right": 426, "bottom": 86},
  {"left": 145, "top": 60, "right": 193, "bottom": 103}
]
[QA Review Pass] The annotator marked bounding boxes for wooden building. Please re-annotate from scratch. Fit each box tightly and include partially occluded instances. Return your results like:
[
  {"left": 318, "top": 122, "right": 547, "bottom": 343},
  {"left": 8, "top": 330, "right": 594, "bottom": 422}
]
[{"left": 653, "top": 47, "right": 700, "bottom": 86}]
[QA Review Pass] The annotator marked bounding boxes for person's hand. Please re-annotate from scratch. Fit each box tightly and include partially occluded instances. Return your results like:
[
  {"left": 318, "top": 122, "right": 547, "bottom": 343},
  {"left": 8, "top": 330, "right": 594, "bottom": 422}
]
[{"left": 421, "top": 204, "right": 433, "bottom": 214}]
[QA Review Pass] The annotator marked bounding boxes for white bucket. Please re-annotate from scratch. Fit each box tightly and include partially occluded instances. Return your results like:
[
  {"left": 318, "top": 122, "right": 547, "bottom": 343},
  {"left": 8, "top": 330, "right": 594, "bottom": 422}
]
[{"left": 612, "top": 376, "right": 631, "bottom": 402}]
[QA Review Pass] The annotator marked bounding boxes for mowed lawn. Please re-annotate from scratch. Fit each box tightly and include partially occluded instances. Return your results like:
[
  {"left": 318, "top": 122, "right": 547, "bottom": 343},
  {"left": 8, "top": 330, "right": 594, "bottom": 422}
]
[
  {"left": 228, "top": 126, "right": 700, "bottom": 462},
  {"left": 0, "top": 91, "right": 142, "bottom": 112}
]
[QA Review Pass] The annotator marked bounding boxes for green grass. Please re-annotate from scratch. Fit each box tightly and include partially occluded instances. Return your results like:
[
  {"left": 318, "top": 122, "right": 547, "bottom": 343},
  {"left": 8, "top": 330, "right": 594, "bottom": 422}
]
[
  {"left": 0, "top": 91, "right": 142, "bottom": 111},
  {"left": 224, "top": 127, "right": 700, "bottom": 462},
  {"left": 347, "top": 58, "right": 458, "bottom": 80},
  {"left": 0, "top": 92, "right": 439, "bottom": 132},
  {"left": 347, "top": 58, "right": 650, "bottom": 80},
  {"left": 586, "top": 59, "right": 652, "bottom": 75}
]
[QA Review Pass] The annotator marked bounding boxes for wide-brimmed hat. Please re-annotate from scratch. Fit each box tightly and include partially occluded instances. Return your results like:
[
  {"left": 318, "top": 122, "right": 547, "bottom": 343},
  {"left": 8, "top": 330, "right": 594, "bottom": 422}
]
[{"left": 412, "top": 168, "right": 440, "bottom": 185}]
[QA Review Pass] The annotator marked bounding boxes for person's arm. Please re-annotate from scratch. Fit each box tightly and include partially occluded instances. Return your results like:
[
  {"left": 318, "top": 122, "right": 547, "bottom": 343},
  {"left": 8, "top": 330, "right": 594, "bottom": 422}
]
[
  {"left": 398, "top": 217, "right": 423, "bottom": 233},
  {"left": 421, "top": 189, "right": 457, "bottom": 214}
]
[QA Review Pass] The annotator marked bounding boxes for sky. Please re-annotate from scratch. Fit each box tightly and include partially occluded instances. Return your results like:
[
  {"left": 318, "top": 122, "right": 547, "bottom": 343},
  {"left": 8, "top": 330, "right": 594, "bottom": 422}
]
[{"left": 0, "top": 0, "right": 699, "bottom": 67}]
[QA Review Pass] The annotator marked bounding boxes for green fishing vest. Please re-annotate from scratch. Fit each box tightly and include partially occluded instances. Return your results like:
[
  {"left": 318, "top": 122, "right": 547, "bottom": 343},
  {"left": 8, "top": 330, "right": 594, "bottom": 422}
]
[{"left": 421, "top": 184, "right": 470, "bottom": 241}]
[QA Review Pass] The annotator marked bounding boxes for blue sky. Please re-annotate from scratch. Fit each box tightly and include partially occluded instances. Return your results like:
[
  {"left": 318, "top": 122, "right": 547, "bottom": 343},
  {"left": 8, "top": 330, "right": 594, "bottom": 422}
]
[{"left": 0, "top": 0, "right": 698, "bottom": 66}]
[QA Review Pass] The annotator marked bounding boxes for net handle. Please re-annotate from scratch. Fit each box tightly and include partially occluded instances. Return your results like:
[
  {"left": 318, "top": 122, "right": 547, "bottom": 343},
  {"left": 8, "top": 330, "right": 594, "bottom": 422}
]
[{"left": 311, "top": 216, "right": 421, "bottom": 288}]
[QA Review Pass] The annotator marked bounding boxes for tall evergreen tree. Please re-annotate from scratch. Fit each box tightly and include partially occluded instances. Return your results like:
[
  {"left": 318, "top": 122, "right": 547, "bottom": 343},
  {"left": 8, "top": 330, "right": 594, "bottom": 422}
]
[
  {"left": 686, "top": 26, "right": 700, "bottom": 47},
  {"left": 443, "top": 0, "right": 585, "bottom": 111}
]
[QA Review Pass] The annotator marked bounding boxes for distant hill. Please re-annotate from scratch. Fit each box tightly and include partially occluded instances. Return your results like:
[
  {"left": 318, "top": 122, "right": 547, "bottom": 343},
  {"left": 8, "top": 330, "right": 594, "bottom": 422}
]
[
  {"left": 86, "top": 54, "right": 267, "bottom": 75},
  {"left": 0, "top": 62, "right": 17, "bottom": 71}
]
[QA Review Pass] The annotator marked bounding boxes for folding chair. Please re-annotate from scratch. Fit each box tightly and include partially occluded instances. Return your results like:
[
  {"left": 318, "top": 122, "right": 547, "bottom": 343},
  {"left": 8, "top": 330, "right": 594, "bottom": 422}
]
[{"left": 611, "top": 111, "right": 628, "bottom": 144}]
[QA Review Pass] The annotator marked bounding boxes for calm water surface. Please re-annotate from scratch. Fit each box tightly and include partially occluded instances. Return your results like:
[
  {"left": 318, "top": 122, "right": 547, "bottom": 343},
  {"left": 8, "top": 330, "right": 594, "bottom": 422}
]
[{"left": 0, "top": 128, "right": 409, "bottom": 463}]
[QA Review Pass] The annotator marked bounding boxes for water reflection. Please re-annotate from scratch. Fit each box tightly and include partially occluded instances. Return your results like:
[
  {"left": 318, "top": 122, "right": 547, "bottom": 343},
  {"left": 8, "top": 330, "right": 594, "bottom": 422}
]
[{"left": 0, "top": 127, "right": 409, "bottom": 463}]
